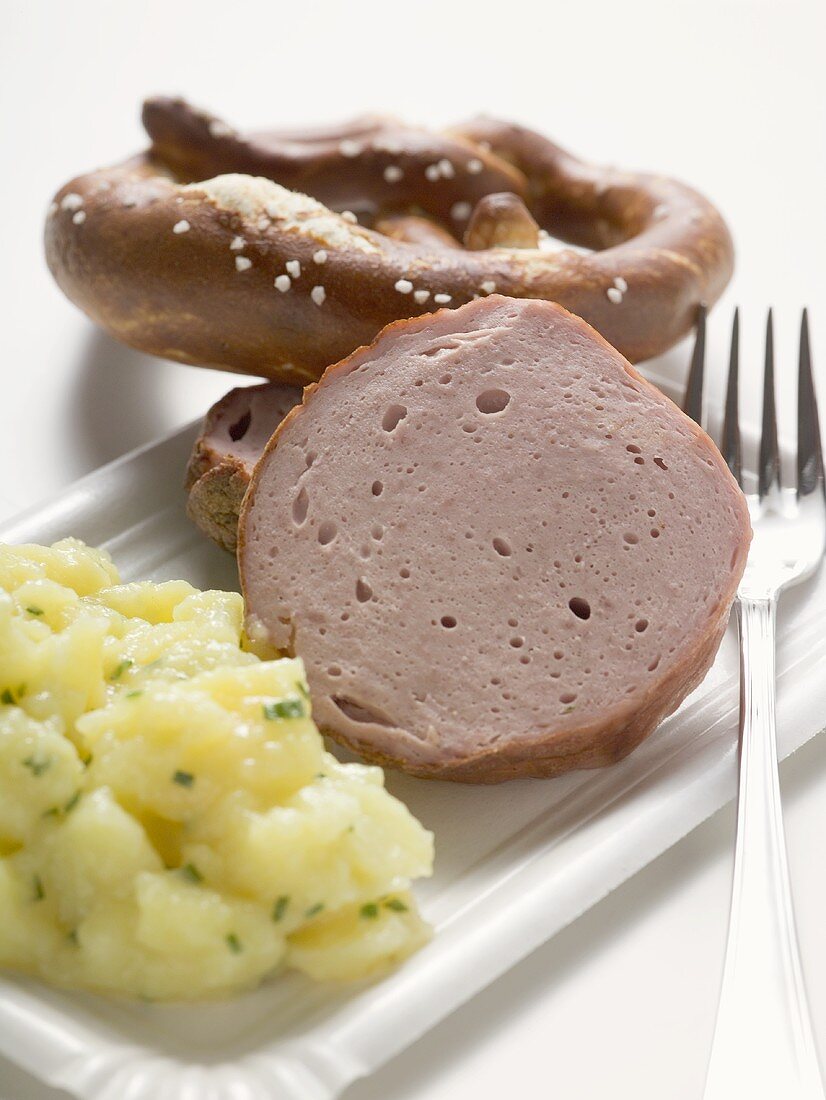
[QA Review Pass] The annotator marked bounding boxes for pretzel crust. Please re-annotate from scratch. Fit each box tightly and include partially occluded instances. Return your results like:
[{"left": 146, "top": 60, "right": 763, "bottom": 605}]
[{"left": 45, "top": 98, "right": 733, "bottom": 377}]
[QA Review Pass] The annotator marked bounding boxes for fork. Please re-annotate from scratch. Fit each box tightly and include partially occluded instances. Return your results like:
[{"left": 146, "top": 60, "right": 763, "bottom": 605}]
[{"left": 684, "top": 307, "right": 826, "bottom": 1099}]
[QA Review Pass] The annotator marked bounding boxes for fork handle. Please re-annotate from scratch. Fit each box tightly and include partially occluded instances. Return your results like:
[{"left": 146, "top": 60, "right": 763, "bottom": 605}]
[{"left": 703, "top": 596, "right": 824, "bottom": 1099}]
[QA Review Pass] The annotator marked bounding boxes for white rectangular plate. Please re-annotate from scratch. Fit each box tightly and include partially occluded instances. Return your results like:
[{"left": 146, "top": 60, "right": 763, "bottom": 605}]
[{"left": 1, "top": 422, "right": 825, "bottom": 1100}]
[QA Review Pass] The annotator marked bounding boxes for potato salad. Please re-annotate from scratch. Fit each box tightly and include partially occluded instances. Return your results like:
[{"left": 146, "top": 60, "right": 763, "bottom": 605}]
[{"left": 0, "top": 540, "right": 433, "bottom": 1000}]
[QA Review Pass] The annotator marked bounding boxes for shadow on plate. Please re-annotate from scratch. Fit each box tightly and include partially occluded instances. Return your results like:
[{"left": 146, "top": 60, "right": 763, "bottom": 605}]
[
  {"left": 65, "top": 329, "right": 177, "bottom": 476},
  {"left": 64, "top": 327, "right": 249, "bottom": 480}
]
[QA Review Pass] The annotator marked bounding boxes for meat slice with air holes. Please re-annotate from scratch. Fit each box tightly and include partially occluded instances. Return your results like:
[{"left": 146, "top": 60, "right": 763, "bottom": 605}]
[
  {"left": 186, "top": 381, "right": 302, "bottom": 551},
  {"left": 239, "top": 296, "right": 751, "bottom": 783}
]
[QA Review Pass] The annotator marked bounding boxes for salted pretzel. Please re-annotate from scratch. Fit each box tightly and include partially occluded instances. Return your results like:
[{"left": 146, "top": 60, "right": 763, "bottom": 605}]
[{"left": 45, "top": 97, "right": 733, "bottom": 379}]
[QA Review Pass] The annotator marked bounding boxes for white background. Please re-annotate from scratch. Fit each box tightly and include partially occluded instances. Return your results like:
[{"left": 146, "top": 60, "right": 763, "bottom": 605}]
[{"left": 2, "top": 0, "right": 826, "bottom": 1096}]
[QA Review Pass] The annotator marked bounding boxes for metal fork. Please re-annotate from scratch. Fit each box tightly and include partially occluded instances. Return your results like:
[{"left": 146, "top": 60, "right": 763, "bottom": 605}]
[{"left": 685, "top": 307, "right": 826, "bottom": 1099}]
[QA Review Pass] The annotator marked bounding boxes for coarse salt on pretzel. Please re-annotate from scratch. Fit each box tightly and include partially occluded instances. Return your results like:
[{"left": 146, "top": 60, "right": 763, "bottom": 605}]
[{"left": 45, "top": 97, "right": 733, "bottom": 380}]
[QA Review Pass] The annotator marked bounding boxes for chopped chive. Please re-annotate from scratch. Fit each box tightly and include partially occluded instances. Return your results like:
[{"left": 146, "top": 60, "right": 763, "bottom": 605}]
[
  {"left": 384, "top": 898, "right": 408, "bottom": 912},
  {"left": 172, "top": 770, "right": 195, "bottom": 788},
  {"left": 304, "top": 902, "right": 324, "bottom": 919},
  {"left": 125, "top": 690, "right": 142, "bottom": 699},
  {"left": 25, "top": 606, "right": 44, "bottom": 616},
  {"left": 66, "top": 929, "right": 79, "bottom": 946},
  {"left": 262, "top": 696, "right": 305, "bottom": 720},
  {"left": 179, "top": 863, "right": 203, "bottom": 884},
  {"left": 360, "top": 902, "right": 380, "bottom": 920},
  {"left": 1, "top": 689, "right": 14, "bottom": 705},
  {"left": 297, "top": 682, "right": 310, "bottom": 700},
  {"left": 33, "top": 875, "right": 45, "bottom": 901},
  {"left": 64, "top": 791, "right": 81, "bottom": 814},
  {"left": 563, "top": 705, "right": 576, "bottom": 714},
  {"left": 16, "top": 684, "right": 26, "bottom": 698},
  {"left": 42, "top": 806, "right": 59, "bottom": 819},
  {"left": 315, "top": 772, "right": 327, "bottom": 780},
  {"left": 226, "top": 933, "right": 242, "bottom": 954},
  {"left": 23, "top": 756, "right": 50, "bottom": 777},
  {"left": 110, "top": 658, "right": 133, "bottom": 681},
  {"left": 272, "top": 895, "right": 290, "bottom": 922}
]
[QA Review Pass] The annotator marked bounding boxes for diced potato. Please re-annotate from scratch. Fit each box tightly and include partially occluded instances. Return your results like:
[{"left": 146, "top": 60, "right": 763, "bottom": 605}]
[
  {"left": 0, "top": 540, "right": 433, "bottom": 1000},
  {"left": 0, "top": 707, "right": 83, "bottom": 844},
  {"left": 288, "top": 893, "right": 431, "bottom": 981}
]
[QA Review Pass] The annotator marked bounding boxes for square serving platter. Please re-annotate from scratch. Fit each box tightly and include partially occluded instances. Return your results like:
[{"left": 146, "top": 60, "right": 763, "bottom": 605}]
[{"left": 1, "top": 416, "right": 825, "bottom": 1100}]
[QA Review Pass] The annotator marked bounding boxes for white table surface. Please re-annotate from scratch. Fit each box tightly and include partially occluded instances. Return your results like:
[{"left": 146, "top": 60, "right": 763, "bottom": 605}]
[{"left": 2, "top": 1, "right": 826, "bottom": 1096}]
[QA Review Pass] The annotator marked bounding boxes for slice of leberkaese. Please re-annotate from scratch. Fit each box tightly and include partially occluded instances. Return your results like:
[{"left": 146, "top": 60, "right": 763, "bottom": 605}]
[
  {"left": 186, "top": 381, "right": 302, "bottom": 552},
  {"left": 239, "top": 296, "right": 751, "bottom": 782}
]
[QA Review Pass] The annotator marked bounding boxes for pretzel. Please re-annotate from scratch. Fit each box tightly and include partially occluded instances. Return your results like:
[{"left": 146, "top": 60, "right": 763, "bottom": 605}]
[
  {"left": 464, "top": 192, "right": 541, "bottom": 250},
  {"left": 45, "top": 97, "right": 733, "bottom": 379}
]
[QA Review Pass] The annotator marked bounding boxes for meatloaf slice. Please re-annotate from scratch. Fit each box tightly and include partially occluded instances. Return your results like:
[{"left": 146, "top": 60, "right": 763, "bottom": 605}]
[
  {"left": 186, "top": 381, "right": 302, "bottom": 551},
  {"left": 239, "top": 296, "right": 751, "bottom": 783}
]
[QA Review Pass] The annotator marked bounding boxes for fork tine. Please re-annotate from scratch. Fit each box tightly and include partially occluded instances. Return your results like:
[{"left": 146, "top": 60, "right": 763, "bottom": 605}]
[
  {"left": 721, "top": 308, "right": 742, "bottom": 483},
  {"left": 683, "top": 302, "right": 706, "bottom": 425},
  {"left": 797, "top": 308, "right": 824, "bottom": 497},
  {"left": 758, "top": 309, "right": 780, "bottom": 497}
]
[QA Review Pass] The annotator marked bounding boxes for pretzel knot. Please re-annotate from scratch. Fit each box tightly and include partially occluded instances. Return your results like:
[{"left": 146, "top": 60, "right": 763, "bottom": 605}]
[{"left": 45, "top": 97, "right": 733, "bottom": 379}]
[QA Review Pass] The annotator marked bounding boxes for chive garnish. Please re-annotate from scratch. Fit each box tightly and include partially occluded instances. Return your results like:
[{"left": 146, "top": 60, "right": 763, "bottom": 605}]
[
  {"left": 360, "top": 902, "right": 380, "bottom": 920},
  {"left": 179, "top": 863, "right": 203, "bottom": 884},
  {"left": 66, "top": 930, "right": 79, "bottom": 946},
  {"left": 297, "top": 682, "right": 310, "bottom": 700},
  {"left": 125, "top": 690, "right": 143, "bottom": 699},
  {"left": 384, "top": 898, "right": 408, "bottom": 912},
  {"left": 23, "top": 756, "right": 50, "bottom": 777},
  {"left": 33, "top": 875, "right": 45, "bottom": 901},
  {"left": 563, "top": 705, "right": 576, "bottom": 714},
  {"left": 272, "top": 895, "right": 290, "bottom": 922},
  {"left": 110, "top": 658, "right": 133, "bottom": 681},
  {"left": 262, "top": 696, "right": 305, "bottom": 720},
  {"left": 304, "top": 902, "right": 324, "bottom": 918},
  {"left": 172, "top": 770, "right": 195, "bottom": 788},
  {"left": 25, "top": 606, "right": 44, "bottom": 616},
  {"left": 226, "top": 933, "right": 243, "bottom": 953},
  {"left": 64, "top": 791, "right": 81, "bottom": 814},
  {"left": 1, "top": 689, "right": 14, "bottom": 705},
  {"left": 42, "top": 806, "right": 59, "bottom": 819}
]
